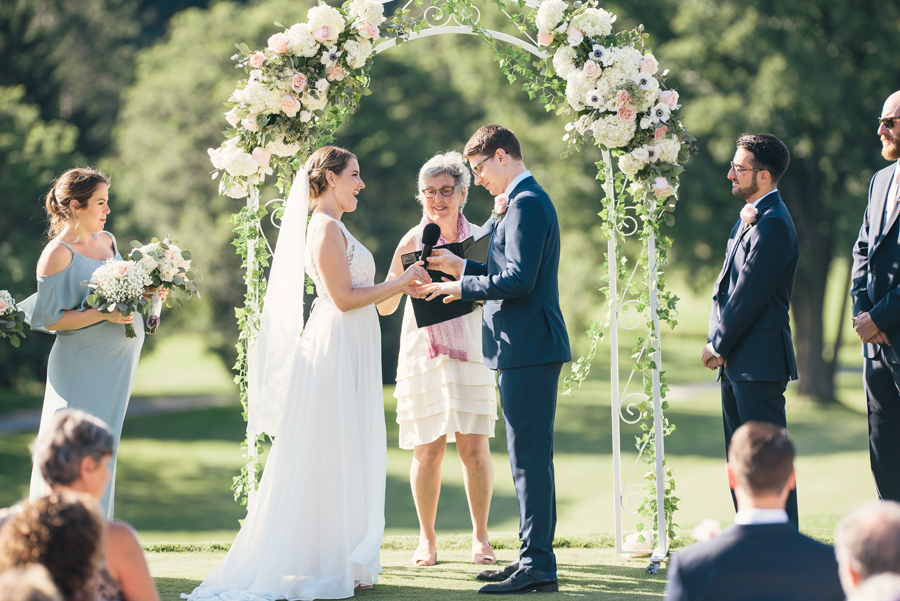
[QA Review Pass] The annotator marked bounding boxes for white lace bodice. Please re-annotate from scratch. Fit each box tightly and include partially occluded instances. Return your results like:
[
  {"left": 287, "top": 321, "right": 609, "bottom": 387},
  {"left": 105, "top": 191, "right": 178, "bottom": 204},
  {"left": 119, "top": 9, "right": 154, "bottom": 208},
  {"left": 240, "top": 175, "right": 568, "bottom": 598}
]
[{"left": 306, "top": 214, "right": 376, "bottom": 303}]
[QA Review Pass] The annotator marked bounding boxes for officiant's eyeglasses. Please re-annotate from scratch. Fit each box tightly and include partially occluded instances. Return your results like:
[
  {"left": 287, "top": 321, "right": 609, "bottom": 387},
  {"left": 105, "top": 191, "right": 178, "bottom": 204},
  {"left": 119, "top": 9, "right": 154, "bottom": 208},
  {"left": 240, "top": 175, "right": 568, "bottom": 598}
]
[
  {"left": 422, "top": 185, "right": 459, "bottom": 198},
  {"left": 878, "top": 116, "right": 899, "bottom": 129},
  {"left": 729, "top": 161, "right": 762, "bottom": 174}
]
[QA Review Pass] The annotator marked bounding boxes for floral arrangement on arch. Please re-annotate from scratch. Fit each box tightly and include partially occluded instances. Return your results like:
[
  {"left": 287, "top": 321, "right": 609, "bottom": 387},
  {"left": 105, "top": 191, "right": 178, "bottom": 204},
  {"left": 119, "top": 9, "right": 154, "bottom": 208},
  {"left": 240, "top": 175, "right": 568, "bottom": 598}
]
[
  {"left": 208, "top": 0, "right": 387, "bottom": 198},
  {"left": 535, "top": 0, "right": 690, "bottom": 208}
]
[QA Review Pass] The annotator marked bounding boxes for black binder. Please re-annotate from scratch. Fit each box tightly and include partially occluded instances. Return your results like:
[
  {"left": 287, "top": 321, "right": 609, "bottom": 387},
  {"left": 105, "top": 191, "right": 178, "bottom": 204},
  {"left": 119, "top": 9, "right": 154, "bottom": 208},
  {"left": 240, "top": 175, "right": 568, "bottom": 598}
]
[{"left": 400, "top": 225, "right": 492, "bottom": 328}]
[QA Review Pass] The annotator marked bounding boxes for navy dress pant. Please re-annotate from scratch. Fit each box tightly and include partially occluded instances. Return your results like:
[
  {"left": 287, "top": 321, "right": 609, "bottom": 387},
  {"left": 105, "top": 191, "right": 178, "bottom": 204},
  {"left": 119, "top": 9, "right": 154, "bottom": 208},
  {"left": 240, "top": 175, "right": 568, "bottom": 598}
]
[{"left": 864, "top": 350, "right": 900, "bottom": 502}]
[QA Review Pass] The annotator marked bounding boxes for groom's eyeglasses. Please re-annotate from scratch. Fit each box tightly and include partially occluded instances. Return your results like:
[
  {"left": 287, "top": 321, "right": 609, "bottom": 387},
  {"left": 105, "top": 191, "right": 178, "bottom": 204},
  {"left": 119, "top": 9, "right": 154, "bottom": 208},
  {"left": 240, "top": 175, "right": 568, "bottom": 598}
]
[
  {"left": 471, "top": 153, "right": 496, "bottom": 176},
  {"left": 878, "top": 116, "right": 899, "bottom": 129},
  {"left": 422, "top": 185, "right": 459, "bottom": 198}
]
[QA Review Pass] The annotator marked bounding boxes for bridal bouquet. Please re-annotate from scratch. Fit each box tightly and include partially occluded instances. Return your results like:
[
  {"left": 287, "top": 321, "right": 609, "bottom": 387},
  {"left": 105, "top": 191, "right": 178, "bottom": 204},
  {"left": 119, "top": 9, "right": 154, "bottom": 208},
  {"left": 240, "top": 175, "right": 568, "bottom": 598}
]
[
  {"left": 208, "top": 0, "right": 387, "bottom": 197},
  {"left": 129, "top": 237, "right": 201, "bottom": 334},
  {"left": 535, "top": 0, "right": 690, "bottom": 199},
  {"left": 0, "top": 290, "right": 26, "bottom": 348},
  {"left": 84, "top": 260, "right": 150, "bottom": 339}
]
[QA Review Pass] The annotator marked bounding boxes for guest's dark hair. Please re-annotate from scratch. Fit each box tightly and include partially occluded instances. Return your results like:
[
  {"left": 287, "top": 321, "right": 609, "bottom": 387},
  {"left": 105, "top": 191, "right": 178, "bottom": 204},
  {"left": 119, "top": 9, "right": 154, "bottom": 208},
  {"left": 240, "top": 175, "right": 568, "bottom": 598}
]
[
  {"left": 728, "top": 421, "right": 795, "bottom": 495},
  {"left": 0, "top": 494, "right": 104, "bottom": 601},
  {"left": 736, "top": 134, "right": 790, "bottom": 184},
  {"left": 463, "top": 125, "right": 523, "bottom": 161},
  {"left": 836, "top": 501, "right": 900, "bottom": 583},
  {"left": 44, "top": 168, "right": 110, "bottom": 238},
  {"left": 30, "top": 409, "right": 114, "bottom": 487},
  {"left": 304, "top": 146, "right": 356, "bottom": 202}
]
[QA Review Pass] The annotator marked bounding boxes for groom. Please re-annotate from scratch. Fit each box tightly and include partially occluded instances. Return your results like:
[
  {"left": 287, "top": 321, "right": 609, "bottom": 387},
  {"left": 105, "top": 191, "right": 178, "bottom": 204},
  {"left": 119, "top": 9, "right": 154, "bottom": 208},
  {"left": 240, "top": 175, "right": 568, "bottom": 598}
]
[{"left": 424, "top": 124, "right": 571, "bottom": 594}]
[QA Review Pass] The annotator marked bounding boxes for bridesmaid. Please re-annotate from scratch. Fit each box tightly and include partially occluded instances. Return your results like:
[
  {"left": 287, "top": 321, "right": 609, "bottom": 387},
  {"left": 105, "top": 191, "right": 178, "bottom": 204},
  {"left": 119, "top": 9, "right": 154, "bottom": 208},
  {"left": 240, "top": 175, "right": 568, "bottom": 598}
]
[{"left": 21, "top": 167, "right": 152, "bottom": 519}]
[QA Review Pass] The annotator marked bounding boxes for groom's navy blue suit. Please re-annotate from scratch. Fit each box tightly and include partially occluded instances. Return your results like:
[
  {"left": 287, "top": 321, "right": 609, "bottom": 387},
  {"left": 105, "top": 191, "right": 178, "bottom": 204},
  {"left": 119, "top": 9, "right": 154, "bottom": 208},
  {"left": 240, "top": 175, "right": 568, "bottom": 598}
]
[
  {"left": 708, "top": 190, "right": 800, "bottom": 522},
  {"left": 851, "top": 163, "right": 900, "bottom": 502},
  {"left": 460, "top": 174, "right": 570, "bottom": 578}
]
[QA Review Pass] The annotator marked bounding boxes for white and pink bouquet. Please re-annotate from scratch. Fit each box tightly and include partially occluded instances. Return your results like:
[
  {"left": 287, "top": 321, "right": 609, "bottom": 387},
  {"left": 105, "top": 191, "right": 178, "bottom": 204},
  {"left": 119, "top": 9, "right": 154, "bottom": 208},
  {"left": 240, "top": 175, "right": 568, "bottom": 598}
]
[
  {"left": 0, "top": 290, "right": 26, "bottom": 348},
  {"left": 535, "top": 0, "right": 690, "bottom": 201},
  {"left": 129, "top": 237, "right": 201, "bottom": 334},
  {"left": 84, "top": 260, "right": 150, "bottom": 339},
  {"left": 208, "top": 0, "right": 387, "bottom": 197}
]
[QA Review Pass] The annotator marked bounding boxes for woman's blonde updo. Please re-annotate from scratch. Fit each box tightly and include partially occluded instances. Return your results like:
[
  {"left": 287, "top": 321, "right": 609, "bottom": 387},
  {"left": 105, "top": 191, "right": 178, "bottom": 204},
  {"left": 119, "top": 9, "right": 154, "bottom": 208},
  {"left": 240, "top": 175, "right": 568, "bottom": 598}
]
[
  {"left": 44, "top": 168, "right": 110, "bottom": 238},
  {"left": 304, "top": 146, "right": 356, "bottom": 206}
]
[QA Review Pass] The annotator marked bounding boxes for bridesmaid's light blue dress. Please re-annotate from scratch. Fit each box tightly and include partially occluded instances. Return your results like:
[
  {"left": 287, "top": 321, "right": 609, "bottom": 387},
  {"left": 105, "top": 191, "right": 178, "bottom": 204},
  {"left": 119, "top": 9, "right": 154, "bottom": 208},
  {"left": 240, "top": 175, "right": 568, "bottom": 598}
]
[{"left": 21, "top": 231, "right": 144, "bottom": 519}]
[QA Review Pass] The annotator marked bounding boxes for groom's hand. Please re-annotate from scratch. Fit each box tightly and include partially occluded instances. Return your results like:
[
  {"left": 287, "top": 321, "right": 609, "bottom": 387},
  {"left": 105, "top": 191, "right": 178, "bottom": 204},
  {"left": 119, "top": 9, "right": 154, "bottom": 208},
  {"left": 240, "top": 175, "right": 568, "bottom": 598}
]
[
  {"left": 422, "top": 279, "right": 463, "bottom": 303},
  {"left": 426, "top": 249, "right": 465, "bottom": 279},
  {"left": 701, "top": 343, "right": 725, "bottom": 370}
]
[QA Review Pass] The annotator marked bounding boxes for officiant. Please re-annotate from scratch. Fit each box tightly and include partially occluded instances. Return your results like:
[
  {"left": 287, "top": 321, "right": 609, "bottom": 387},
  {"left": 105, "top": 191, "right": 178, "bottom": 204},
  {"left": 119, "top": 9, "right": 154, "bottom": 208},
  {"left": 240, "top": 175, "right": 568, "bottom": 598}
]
[{"left": 376, "top": 151, "right": 499, "bottom": 567}]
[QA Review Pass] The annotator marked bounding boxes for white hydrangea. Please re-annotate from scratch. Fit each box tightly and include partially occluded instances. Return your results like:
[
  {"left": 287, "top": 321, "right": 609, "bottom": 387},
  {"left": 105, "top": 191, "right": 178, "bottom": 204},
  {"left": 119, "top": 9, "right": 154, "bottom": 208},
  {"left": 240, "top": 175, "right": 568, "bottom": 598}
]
[
  {"left": 618, "top": 152, "right": 644, "bottom": 176},
  {"left": 233, "top": 80, "right": 282, "bottom": 115},
  {"left": 220, "top": 143, "right": 259, "bottom": 177},
  {"left": 301, "top": 90, "right": 328, "bottom": 111},
  {"left": 343, "top": 38, "right": 372, "bottom": 69},
  {"left": 565, "top": 71, "right": 594, "bottom": 111},
  {"left": 347, "top": 0, "right": 385, "bottom": 24},
  {"left": 0, "top": 290, "right": 16, "bottom": 316},
  {"left": 657, "top": 138, "right": 681, "bottom": 163},
  {"left": 590, "top": 114, "right": 636, "bottom": 148},
  {"left": 225, "top": 179, "right": 250, "bottom": 199},
  {"left": 610, "top": 46, "right": 642, "bottom": 77},
  {"left": 307, "top": 5, "right": 345, "bottom": 39},
  {"left": 266, "top": 137, "right": 303, "bottom": 157},
  {"left": 571, "top": 8, "right": 614, "bottom": 38},
  {"left": 553, "top": 45, "right": 577, "bottom": 79},
  {"left": 632, "top": 80, "right": 661, "bottom": 111},
  {"left": 536, "top": 0, "right": 567, "bottom": 34},
  {"left": 286, "top": 23, "right": 318, "bottom": 57}
]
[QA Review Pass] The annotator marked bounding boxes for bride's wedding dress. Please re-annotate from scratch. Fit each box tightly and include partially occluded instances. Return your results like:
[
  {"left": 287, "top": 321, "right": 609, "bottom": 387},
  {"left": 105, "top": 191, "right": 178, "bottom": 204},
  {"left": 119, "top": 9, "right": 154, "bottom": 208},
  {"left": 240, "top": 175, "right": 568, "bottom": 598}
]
[{"left": 184, "top": 212, "right": 386, "bottom": 600}]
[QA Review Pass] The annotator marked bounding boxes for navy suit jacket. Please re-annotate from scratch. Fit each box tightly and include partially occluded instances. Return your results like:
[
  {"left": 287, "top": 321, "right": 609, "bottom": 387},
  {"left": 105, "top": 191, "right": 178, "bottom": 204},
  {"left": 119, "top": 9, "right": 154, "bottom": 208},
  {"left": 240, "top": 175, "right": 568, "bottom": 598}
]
[
  {"left": 707, "top": 191, "right": 799, "bottom": 382},
  {"left": 460, "top": 175, "right": 571, "bottom": 370},
  {"left": 851, "top": 164, "right": 900, "bottom": 363},
  {"left": 664, "top": 523, "right": 844, "bottom": 601}
]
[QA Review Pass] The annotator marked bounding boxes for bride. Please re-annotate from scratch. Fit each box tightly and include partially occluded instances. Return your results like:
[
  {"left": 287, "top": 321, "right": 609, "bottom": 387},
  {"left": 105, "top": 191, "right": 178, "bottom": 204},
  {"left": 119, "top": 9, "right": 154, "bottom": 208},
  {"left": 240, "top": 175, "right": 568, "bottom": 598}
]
[{"left": 184, "top": 146, "right": 429, "bottom": 600}]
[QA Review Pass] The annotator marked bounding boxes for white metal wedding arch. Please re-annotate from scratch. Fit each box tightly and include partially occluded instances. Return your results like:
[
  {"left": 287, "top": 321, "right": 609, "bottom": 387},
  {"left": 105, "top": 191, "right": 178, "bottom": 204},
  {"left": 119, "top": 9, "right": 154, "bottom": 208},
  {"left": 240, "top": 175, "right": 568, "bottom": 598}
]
[{"left": 219, "top": 0, "right": 681, "bottom": 570}]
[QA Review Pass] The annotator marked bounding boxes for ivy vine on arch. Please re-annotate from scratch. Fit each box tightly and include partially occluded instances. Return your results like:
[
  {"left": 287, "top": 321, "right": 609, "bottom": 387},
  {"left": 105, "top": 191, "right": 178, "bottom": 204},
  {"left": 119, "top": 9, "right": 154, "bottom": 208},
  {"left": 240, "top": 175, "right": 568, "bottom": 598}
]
[{"left": 208, "top": 0, "right": 691, "bottom": 552}]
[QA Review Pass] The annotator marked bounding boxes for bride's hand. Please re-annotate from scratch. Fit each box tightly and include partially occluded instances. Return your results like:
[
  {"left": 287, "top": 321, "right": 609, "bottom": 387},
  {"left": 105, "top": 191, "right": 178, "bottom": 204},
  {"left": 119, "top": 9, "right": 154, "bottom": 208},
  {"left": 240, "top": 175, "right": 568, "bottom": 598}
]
[{"left": 398, "top": 262, "right": 431, "bottom": 289}]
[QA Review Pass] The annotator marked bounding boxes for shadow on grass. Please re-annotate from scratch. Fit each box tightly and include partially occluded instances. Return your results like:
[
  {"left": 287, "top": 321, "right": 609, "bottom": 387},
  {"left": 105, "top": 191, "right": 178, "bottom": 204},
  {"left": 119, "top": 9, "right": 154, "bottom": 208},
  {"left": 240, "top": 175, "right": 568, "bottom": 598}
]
[
  {"left": 156, "top": 577, "right": 202, "bottom": 600},
  {"left": 561, "top": 561, "right": 667, "bottom": 598}
]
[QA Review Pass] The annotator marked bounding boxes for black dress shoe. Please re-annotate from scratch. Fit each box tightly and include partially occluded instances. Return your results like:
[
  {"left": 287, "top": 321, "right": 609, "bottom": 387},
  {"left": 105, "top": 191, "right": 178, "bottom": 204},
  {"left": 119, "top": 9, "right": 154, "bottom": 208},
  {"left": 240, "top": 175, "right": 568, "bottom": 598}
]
[
  {"left": 477, "top": 571, "right": 559, "bottom": 594},
  {"left": 476, "top": 561, "right": 519, "bottom": 582}
]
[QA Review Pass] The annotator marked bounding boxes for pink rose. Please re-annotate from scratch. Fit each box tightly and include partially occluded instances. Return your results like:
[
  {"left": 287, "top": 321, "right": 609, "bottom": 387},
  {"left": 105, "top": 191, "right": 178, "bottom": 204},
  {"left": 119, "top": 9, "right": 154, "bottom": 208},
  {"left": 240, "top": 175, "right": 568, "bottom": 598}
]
[
  {"left": 208, "top": 148, "right": 225, "bottom": 170},
  {"left": 326, "top": 64, "right": 345, "bottom": 81},
  {"left": 653, "top": 125, "right": 668, "bottom": 140},
  {"left": 178, "top": 259, "right": 191, "bottom": 271},
  {"left": 493, "top": 194, "right": 509, "bottom": 217},
  {"left": 163, "top": 249, "right": 175, "bottom": 260},
  {"left": 616, "top": 89, "right": 632, "bottom": 107},
  {"left": 267, "top": 33, "right": 289, "bottom": 54},
  {"left": 651, "top": 177, "right": 675, "bottom": 199},
  {"left": 314, "top": 25, "right": 334, "bottom": 43},
  {"left": 224, "top": 107, "right": 241, "bottom": 127},
  {"left": 114, "top": 263, "right": 130, "bottom": 276},
  {"left": 640, "top": 54, "right": 659, "bottom": 74},
  {"left": 617, "top": 105, "right": 637, "bottom": 123},
  {"left": 280, "top": 94, "right": 301, "bottom": 118},
  {"left": 583, "top": 60, "right": 601, "bottom": 79},
  {"left": 241, "top": 116, "right": 258, "bottom": 132},
  {"left": 248, "top": 52, "right": 267, "bottom": 68},
  {"left": 537, "top": 32, "right": 555, "bottom": 47},
  {"left": 252, "top": 147, "right": 272, "bottom": 169},
  {"left": 658, "top": 90, "right": 679, "bottom": 110},
  {"left": 291, "top": 72, "right": 308, "bottom": 93},
  {"left": 566, "top": 26, "right": 583, "bottom": 46},
  {"left": 740, "top": 203, "right": 758, "bottom": 225},
  {"left": 357, "top": 20, "right": 379, "bottom": 39}
]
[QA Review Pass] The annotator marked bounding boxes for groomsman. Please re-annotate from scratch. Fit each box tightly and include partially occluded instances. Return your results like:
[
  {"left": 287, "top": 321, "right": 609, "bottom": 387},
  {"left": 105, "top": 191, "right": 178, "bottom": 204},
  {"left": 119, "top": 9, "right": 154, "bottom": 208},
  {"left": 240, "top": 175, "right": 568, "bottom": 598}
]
[
  {"left": 851, "top": 90, "right": 900, "bottom": 502},
  {"left": 702, "top": 133, "right": 799, "bottom": 524}
]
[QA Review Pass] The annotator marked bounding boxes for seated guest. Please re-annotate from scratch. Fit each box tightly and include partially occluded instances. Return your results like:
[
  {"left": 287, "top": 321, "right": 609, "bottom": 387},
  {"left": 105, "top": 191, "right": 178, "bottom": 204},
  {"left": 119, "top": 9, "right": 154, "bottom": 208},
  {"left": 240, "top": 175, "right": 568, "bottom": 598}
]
[
  {"left": 664, "top": 421, "right": 844, "bottom": 601},
  {"left": 848, "top": 573, "right": 900, "bottom": 601},
  {"left": 28, "top": 409, "right": 160, "bottom": 601},
  {"left": 0, "top": 564, "right": 64, "bottom": 601},
  {"left": 836, "top": 501, "right": 900, "bottom": 596},
  {"left": 0, "top": 493, "right": 103, "bottom": 601}
]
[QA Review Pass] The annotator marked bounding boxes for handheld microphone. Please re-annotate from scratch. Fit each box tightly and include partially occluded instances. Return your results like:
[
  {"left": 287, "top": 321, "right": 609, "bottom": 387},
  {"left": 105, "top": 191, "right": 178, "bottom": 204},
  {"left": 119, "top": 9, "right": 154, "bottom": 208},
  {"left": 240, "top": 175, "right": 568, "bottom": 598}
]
[{"left": 421, "top": 223, "right": 441, "bottom": 265}]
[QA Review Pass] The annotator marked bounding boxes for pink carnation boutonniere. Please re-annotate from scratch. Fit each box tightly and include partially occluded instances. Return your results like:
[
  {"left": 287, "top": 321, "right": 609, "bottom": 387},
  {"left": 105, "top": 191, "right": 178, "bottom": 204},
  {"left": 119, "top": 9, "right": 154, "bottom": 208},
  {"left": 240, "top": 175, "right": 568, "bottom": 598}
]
[
  {"left": 740, "top": 204, "right": 758, "bottom": 228},
  {"left": 492, "top": 194, "right": 509, "bottom": 221}
]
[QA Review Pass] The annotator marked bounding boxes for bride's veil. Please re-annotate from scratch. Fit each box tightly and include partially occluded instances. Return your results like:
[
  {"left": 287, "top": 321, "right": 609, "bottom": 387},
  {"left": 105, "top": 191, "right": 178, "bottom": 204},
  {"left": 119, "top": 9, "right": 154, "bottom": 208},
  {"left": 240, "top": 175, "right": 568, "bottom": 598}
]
[{"left": 248, "top": 168, "right": 309, "bottom": 440}]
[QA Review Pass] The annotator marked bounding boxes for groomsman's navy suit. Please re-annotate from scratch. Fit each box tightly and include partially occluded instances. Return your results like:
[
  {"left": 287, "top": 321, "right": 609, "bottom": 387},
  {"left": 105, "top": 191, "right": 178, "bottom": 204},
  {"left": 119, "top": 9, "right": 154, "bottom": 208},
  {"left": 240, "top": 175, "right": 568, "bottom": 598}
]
[
  {"left": 664, "top": 522, "right": 844, "bottom": 601},
  {"left": 851, "top": 162, "right": 900, "bottom": 502},
  {"left": 460, "top": 174, "right": 570, "bottom": 579},
  {"left": 707, "top": 190, "right": 800, "bottom": 522}
]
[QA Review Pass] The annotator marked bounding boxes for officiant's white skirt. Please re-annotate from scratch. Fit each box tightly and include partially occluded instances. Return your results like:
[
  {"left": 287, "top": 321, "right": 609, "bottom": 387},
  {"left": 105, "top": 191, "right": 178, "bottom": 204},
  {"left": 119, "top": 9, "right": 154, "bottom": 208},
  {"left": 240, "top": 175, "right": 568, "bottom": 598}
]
[{"left": 184, "top": 300, "right": 385, "bottom": 601}]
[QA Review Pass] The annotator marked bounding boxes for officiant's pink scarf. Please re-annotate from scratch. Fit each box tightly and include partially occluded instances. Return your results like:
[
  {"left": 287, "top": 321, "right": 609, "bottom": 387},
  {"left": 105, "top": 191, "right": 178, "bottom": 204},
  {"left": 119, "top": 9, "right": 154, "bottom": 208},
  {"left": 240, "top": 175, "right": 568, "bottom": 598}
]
[{"left": 418, "top": 212, "right": 471, "bottom": 361}]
